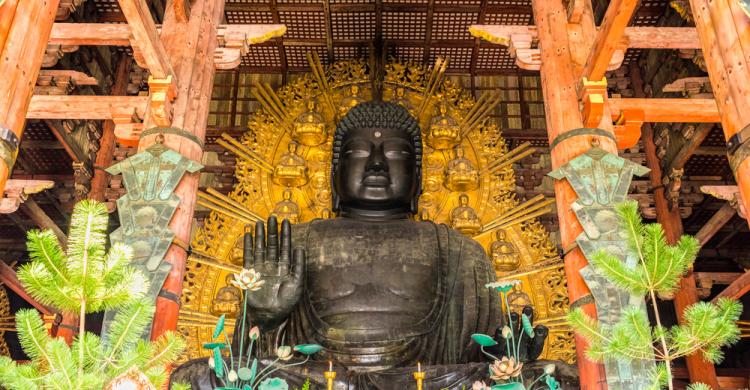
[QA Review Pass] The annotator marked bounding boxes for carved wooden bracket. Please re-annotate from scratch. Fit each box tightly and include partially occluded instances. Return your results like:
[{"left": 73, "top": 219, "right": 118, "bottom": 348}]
[
  {"left": 42, "top": 44, "right": 78, "bottom": 68},
  {"left": 701, "top": 185, "right": 747, "bottom": 219},
  {"left": 470, "top": 24, "right": 628, "bottom": 72},
  {"left": 56, "top": 0, "right": 85, "bottom": 21},
  {"left": 113, "top": 113, "right": 145, "bottom": 148},
  {"left": 0, "top": 179, "right": 55, "bottom": 214},
  {"left": 613, "top": 108, "right": 644, "bottom": 149},
  {"left": 147, "top": 75, "right": 177, "bottom": 127},
  {"left": 662, "top": 76, "right": 713, "bottom": 98},
  {"left": 663, "top": 167, "right": 684, "bottom": 210},
  {"left": 579, "top": 77, "right": 608, "bottom": 127}
]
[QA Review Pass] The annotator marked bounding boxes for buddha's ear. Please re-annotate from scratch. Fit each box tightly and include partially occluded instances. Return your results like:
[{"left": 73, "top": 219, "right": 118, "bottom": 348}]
[
  {"left": 332, "top": 192, "right": 341, "bottom": 212},
  {"left": 410, "top": 171, "right": 422, "bottom": 215}
]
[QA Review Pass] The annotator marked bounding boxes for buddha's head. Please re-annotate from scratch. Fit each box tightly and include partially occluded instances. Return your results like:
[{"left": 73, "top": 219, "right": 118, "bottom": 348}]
[
  {"left": 288, "top": 141, "right": 299, "bottom": 154},
  {"left": 332, "top": 101, "right": 422, "bottom": 219}
]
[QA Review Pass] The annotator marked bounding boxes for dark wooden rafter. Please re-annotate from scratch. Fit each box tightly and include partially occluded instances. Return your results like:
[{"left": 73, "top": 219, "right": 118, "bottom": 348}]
[
  {"left": 694, "top": 203, "right": 737, "bottom": 246},
  {"left": 423, "top": 0, "right": 435, "bottom": 64},
  {"left": 322, "top": 0, "right": 334, "bottom": 63},
  {"left": 269, "top": 0, "right": 288, "bottom": 84},
  {"left": 0, "top": 260, "right": 56, "bottom": 316},
  {"left": 43, "top": 119, "right": 88, "bottom": 164},
  {"left": 666, "top": 123, "right": 714, "bottom": 173},
  {"left": 631, "top": 63, "right": 721, "bottom": 387},
  {"left": 20, "top": 197, "right": 67, "bottom": 247},
  {"left": 469, "top": 0, "right": 488, "bottom": 96}
]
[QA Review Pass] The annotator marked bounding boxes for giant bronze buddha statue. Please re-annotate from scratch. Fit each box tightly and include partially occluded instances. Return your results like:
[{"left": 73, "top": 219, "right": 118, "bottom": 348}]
[{"left": 172, "top": 102, "right": 546, "bottom": 389}]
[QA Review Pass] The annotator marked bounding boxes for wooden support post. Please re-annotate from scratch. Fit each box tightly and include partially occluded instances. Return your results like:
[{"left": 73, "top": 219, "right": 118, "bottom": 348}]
[
  {"left": 20, "top": 198, "right": 67, "bottom": 247},
  {"left": 632, "top": 63, "right": 721, "bottom": 388},
  {"left": 0, "top": 0, "right": 61, "bottom": 195},
  {"left": 116, "top": 0, "right": 174, "bottom": 80},
  {"left": 141, "top": 0, "right": 224, "bottom": 341},
  {"left": 89, "top": 56, "right": 131, "bottom": 203},
  {"left": 689, "top": 0, "right": 750, "bottom": 232},
  {"left": 581, "top": 0, "right": 638, "bottom": 81},
  {"left": 531, "top": 0, "right": 612, "bottom": 388},
  {"left": 694, "top": 203, "right": 736, "bottom": 246}
]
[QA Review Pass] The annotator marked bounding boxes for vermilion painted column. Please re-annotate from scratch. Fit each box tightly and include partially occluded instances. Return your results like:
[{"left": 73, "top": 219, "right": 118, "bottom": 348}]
[
  {"left": 0, "top": 0, "right": 60, "bottom": 194},
  {"left": 530, "top": 0, "right": 614, "bottom": 388}
]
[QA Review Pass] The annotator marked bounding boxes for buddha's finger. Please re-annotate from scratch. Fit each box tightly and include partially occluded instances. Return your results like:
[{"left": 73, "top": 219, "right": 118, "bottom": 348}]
[
  {"left": 528, "top": 325, "right": 548, "bottom": 361},
  {"left": 290, "top": 247, "right": 305, "bottom": 283},
  {"left": 278, "top": 219, "right": 292, "bottom": 275},
  {"left": 254, "top": 220, "right": 266, "bottom": 265},
  {"left": 243, "top": 225, "right": 254, "bottom": 269},
  {"left": 267, "top": 215, "right": 279, "bottom": 264}
]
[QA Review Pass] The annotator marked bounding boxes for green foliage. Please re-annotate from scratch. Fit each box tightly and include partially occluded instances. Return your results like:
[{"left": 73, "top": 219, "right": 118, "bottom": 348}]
[
  {"left": 686, "top": 383, "right": 712, "bottom": 390},
  {"left": 171, "top": 382, "right": 192, "bottom": 390},
  {"left": 567, "top": 201, "right": 741, "bottom": 390},
  {"left": 0, "top": 200, "right": 186, "bottom": 389}
]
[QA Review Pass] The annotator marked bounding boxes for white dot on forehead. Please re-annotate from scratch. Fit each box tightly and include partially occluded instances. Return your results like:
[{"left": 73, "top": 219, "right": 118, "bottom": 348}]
[{"left": 373, "top": 131, "right": 382, "bottom": 138}]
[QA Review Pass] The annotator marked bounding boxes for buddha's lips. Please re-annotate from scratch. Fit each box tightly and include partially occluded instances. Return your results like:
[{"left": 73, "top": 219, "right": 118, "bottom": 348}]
[{"left": 362, "top": 173, "right": 390, "bottom": 187}]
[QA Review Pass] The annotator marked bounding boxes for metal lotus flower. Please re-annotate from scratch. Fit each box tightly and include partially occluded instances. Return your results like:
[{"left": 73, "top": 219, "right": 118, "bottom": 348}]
[
  {"left": 276, "top": 346, "right": 293, "bottom": 361},
  {"left": 489, "top": 357, "right": 523, "bottom": 382},
  {"left": 231, "top": 268, "right": 265, "bottom": 291},
  {"left": 485, "top": 280, "right": 521, "bottom": 294}
]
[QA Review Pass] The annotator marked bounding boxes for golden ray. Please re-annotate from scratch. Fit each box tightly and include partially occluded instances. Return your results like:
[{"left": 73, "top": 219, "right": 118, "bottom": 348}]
[{"left": 217, "top": 133, "right": 274, "bottom": 173}]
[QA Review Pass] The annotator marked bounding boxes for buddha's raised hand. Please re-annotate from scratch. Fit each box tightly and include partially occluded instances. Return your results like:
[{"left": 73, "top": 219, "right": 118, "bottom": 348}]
[{"left": 242, "top": 216, "right": 305, "bottom": 331}]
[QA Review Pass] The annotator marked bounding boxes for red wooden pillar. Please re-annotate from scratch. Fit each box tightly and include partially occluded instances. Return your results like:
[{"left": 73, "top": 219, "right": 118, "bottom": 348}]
[
  {"left": 0, "top": 0, "right": 60, "bottom": 194},
  {"left": 139, "top": 0, "right": 225, "bottom": 340},
  {"left": 530, "top": 0, "right": 614, "bottom": 388}
]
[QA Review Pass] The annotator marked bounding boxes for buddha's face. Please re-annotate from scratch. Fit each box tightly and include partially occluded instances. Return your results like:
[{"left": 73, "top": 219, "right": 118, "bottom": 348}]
[{"left": 334, "top": 126, "right": 417, "bottom": 211}]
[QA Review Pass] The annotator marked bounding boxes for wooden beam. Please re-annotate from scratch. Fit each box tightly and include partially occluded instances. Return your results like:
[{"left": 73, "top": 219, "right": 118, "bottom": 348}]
[
  {"left": 470, "top": 25, "right": 702, "bottom": 50},
  {"left": 49, "top": 23, "right": 132, "bottom": 46},
  {"left": 144, "top": 0, "right": 224, "bottom": 342},
  {"left": 632, "top": 63, "right": 720, "bottom": 388},
  {"left": 20, "top": 198, "right": 67, "bottom": 247},
  {"left": 0, "top": 0, "right": 61, "bottom": 195},
  {"left": 89, "top": 57, "right": 131, "bottom": 203},
  {"left": 26, "top": 95, "right": 148, "bottom": 120},
  {"left": 116, "top": 0, "right": 174, "bottom": 80},
  {"left": 711, "top": 270, "right": 750, "bottom": 303},
  {"left": 0, "top": 260, "right": 55, "bottom": 316},
  {"left": 608, "top": 98, "right": 720, "bottom": 123},
  {"left": 43, "top": 119, "right": 87, "bottom": 163},
  {"left": 694, "top": 203, "right": 736, "bottom": 246},
  {"left": 667, "top": 124, "right": 714, "bottom": 173},
  {"left": 581, "top": 0, "right": 638, "bottom": 80},
  {"left": 531, "top": 0, "right": 611, "bottom": 387}
]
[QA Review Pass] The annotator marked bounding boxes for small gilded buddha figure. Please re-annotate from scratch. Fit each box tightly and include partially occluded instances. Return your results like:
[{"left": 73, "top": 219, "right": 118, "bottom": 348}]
[
  {"left": 391, "top": 87, "right": 414, "bottom": 113},
  {"left": 490, "top": 229, "right": 521, "bottom": 272},
  {"left": 426, "top": 101, "right": 461, "bottom": 150},
  {"left": 273, "top": 189, "right": 300, "bottom": 224},
  {"left": 292, "top": 99, "right": 327, "bottom": 146},
  {"left": 273, "top": 141, "right": 309, "bottom": 187},
  {"left": 444, "top": 146, "right": 479, "bottom": 192},
  {"left": 338, "top": 84, "right": 365, "bottom": 117},
  {"left": 211, "top": 274, "right": 241, "bottom": 316},
  {"left": 451, "top": 193, "right": 482, "bottom": 235}
]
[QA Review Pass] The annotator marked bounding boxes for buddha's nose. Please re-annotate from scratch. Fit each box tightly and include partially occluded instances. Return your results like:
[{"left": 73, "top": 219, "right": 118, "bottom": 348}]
[{"left": 366, "top": 144, "right": 388, "bottom": 173}]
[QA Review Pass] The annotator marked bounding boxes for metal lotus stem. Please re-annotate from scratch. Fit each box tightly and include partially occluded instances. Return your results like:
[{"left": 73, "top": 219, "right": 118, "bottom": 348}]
[
  {"left": 479, "top": 142, "right": 535, "bottom": 176},
  {"left": 307, "top": 52, "right": 337, "bottom": 113},
  {"left": 218, "top": 133, "right": 274, "bottom": 172},
  {"left": 416, "top": 57, "right": 448, "bottom": 118}
]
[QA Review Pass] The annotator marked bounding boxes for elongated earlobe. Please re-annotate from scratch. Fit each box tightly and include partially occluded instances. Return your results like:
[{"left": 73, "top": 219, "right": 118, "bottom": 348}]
[{"left": 332, "top": 192, "right": 341, "bottom": 212}]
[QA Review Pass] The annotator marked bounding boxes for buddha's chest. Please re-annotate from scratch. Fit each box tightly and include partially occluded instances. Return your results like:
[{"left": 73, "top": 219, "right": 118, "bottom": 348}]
[{"left": 302, "top": 220, "right": 441, "bottom": 321}]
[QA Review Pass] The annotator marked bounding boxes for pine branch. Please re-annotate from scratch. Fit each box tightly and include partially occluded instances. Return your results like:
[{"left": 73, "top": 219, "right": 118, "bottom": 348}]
[
  {"left": 589, "top": 250, "right": 649, "bottom": 295},
  {"left": 15, "top": 309, "right": 54, "bottom": 366},
  {"left": 102, "top": 300, "right": 155, "bottom": 366},
  {"left": 25, "top": 229, "right": 69, "bottom": 284},
  {"left": 143, "top": 331, "right": 187, "bottom": 370},
  {"left": 45, "top": 338, "right": 76, "bottom": 389}
]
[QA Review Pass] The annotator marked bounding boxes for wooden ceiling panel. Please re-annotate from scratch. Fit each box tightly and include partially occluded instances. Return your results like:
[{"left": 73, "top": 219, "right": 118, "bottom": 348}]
[
  {"left": 684, "top": 154, "right": 733, "bottom": 179},
  {"left": 475, "top": 45, "right": 515, "bottom": 71},
  {"left": 23, "top": 121, "right": 57, "bottom": 142},
  {"left": 431, "top": 12, "right": 478, "bottom": 40},
  {"left": 285, "top": 45, "right": 329, "bottom": 68},
  {"left": 17, "top": 148, "right": 72, "bottom": 175},
  {"left": 391, "top": 46, "right": 424, "bottom": 62},
  {"left": 701, "top": 126, "right": 728, "bottom": 147},
  {"left": 333, "top": 45, "right": 370, "bottom": 60},
  {"left": 279, "top": 10, "right": 327, "bottom": 39},
  {"left": 483, "top": 10, "right": 532, "bottom": 25},
  {"left": 332, "top": 11, "right": 376, "bottom": 40},
  {"left": 241, "top": 45, "right": 283, "bottom": 68},
  {"left": 226, "top": 10, "right": 275, "bottom": 24},
  {"left": 382, "top": 11, "right": 428, "bottom": 40},
  {"left": 430, "top": 46, "right": 473, "bottom": 70},
  {"left": 486, "top": 0, "right": 530, "bottom": 6}
]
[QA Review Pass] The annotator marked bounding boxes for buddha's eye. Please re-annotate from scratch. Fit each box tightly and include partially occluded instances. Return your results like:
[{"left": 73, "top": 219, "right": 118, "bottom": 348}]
[
  {"left": 343, "top": 141, "right": 371, "bottom": 158},
  {"left": 383, "top": 140, "right": 413, "bottom": 159}
]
